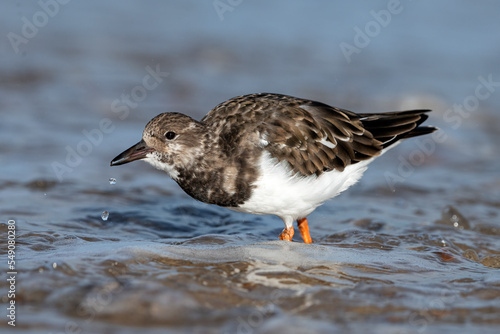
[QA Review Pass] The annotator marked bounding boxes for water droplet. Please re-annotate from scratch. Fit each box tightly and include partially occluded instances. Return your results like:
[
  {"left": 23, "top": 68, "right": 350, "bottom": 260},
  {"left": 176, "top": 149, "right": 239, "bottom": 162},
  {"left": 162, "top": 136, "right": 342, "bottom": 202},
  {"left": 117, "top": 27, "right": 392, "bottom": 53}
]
[
  {"left": 52, "top": 262, "right": 57, "bottom": 269},
  {"left": 101, "top": 211, "right": 109, "bottom": 221},
  {"left": 439, "top": 206, "right": 470, "bottom": 230},
  {"left": 109, "top": 178, "right": 117, "bottom": 185}
]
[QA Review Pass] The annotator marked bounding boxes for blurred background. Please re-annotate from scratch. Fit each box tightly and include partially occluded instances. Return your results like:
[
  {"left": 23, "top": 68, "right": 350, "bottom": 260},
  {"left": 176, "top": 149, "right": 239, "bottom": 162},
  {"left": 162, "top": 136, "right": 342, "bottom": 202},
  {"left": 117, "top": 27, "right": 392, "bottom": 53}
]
[{"left": 1, "top": 1, "right": 500, "bottom": 333}]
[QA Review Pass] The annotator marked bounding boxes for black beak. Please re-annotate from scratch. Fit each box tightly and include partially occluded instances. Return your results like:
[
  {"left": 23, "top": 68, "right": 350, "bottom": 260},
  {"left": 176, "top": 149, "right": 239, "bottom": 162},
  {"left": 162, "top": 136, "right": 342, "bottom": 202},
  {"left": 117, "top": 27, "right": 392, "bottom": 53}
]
[{"left": 110, "top": 140, "right": 155, "bottom": 166}]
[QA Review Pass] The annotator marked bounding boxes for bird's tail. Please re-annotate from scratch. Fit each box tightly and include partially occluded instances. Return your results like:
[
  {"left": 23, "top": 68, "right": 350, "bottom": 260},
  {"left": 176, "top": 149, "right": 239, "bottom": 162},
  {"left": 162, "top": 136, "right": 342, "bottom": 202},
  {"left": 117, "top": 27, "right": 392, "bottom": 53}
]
[{"left": 358, "top": 110, "right": 437, "bottom": 148}]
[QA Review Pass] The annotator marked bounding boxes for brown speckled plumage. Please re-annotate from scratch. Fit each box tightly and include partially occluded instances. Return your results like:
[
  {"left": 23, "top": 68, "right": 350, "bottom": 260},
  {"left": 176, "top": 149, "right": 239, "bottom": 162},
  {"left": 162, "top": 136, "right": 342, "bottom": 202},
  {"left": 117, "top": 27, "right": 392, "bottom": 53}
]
[
  {"left": 111, "top": 93, "right": 436, "bottom": 242},
  {"left": 203, "top": 93, "right": 434, "bottom": 176},
  {"left": 138, "top": 112, "right": 259, "bottom": 207}
]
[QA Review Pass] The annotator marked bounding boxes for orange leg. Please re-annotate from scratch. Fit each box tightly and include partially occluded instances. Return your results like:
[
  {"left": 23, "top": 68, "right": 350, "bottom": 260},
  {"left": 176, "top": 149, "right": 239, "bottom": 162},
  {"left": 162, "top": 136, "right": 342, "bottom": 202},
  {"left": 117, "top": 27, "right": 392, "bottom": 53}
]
[
  {"left": 279, "top": 225, "right": 294, "bottom": 241},
  {"left": 297, "top": 217, "right": 313, "bottom": 243}
]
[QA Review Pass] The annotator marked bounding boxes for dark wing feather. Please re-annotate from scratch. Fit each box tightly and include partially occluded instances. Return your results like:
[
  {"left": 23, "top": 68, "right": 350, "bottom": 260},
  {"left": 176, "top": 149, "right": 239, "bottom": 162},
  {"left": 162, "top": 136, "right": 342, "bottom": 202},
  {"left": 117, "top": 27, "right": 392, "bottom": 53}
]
[
  {"left": 255, "top": 96, "right": 384, "bottom": 176},
  {"left": 359, "top": 110, "right": 436, "bottom": 147},
  {"left": 203, "top": 93, "right": 436, "bottom": 177}
]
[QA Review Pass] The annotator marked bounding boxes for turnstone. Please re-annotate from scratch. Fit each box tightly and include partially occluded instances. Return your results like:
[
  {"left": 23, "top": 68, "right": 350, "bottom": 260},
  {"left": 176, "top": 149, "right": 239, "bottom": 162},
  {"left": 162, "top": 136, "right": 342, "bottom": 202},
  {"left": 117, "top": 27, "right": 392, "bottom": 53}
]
[{"left": 111, "top": 93, "right": 436, "bottom": 243}]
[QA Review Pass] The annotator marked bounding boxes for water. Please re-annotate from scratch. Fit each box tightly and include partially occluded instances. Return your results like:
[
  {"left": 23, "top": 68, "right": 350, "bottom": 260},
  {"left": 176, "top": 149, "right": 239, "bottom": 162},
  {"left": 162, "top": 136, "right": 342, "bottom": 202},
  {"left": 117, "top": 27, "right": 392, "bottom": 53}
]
[
  {"left": 1, "top": 1, "right": 500, "bottom": 333},
  {"left": 101, "top": 211, "right": 109, "bottom": 221}
]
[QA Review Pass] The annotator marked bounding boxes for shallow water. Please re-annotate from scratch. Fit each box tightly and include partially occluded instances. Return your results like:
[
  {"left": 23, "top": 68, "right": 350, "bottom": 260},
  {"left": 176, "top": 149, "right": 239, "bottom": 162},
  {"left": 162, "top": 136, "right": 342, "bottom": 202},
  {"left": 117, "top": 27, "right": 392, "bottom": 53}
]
[{"left": 1, "top": 1, "right": 500, "bottom": 333}]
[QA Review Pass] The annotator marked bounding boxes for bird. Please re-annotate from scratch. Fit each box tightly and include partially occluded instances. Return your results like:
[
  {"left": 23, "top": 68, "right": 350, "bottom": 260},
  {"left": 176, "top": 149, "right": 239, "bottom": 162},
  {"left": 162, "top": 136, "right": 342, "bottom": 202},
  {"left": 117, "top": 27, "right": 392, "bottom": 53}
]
[{"left": 110, "top": 93, "right": 436, "bottom": 243}]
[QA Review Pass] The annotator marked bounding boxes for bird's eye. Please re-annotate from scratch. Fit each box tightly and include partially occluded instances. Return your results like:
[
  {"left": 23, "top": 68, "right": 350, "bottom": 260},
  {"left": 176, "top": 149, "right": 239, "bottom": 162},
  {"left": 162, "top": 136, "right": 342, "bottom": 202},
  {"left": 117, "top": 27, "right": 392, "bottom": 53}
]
[{"left": 165, "top": 131, "right": 176, "bottom": 140}]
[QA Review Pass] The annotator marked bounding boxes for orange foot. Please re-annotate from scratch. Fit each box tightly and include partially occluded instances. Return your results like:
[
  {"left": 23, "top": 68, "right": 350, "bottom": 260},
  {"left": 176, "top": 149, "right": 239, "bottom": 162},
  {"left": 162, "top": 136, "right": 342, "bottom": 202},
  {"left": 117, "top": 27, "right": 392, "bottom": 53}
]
[
  {"left": 279, "top": 226, "right": 294, "bottom": 241},
  {"left": 297, "top": 217, "right": 313, "bottom": 243}
]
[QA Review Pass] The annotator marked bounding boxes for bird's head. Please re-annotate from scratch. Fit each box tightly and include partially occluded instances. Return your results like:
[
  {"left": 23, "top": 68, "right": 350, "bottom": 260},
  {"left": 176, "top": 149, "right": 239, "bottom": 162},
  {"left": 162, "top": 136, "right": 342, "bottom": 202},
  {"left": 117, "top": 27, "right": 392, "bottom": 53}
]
[{"left": 110, "top": 112, "right": 207, "bottom": 180}]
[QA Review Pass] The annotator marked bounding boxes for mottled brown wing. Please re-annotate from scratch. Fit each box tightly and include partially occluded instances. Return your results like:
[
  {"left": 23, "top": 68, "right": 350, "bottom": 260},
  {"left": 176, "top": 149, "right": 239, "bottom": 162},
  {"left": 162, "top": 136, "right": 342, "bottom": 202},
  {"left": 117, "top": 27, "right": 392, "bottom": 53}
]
[
  {"left": 203, "top": 93, "right": 435, "bottom": 177},
  {"left": 258, "top": 99, "right": 384, "bottom": 176}
]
